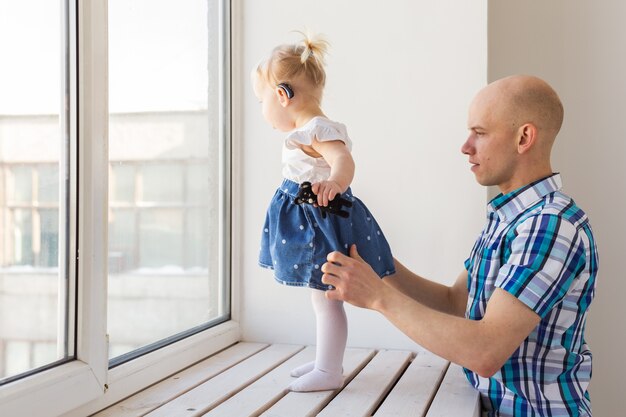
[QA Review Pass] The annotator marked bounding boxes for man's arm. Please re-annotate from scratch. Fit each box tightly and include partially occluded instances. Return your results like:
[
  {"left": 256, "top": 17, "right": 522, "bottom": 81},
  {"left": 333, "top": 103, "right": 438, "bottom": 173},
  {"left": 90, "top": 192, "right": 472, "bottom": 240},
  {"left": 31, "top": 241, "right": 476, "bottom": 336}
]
[
  {"left": 323, "top": 245, "right": 541, "bottom": 377},
  {"left": 384, "top": 258, "right": 468, "bottom": 317}
]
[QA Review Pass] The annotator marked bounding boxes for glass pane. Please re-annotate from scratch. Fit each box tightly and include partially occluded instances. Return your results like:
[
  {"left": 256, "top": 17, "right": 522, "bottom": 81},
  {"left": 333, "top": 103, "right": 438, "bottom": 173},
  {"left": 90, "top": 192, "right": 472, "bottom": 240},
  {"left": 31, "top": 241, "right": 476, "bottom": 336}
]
[
  {"left": 9, "top": 167, "right": 33, "bottom": 203},
  {"left": 186, "top": 208, "right": 209, "bottom": 269},
  {"left": 11, "top": 209, "right": 34, "bottom": 266},
  {"left": 0, "top": 0, "right": 70, "bottom": 382},
  {"left": 38, "top": 165, "right": 59, "bottom": 204},
  {"left": 39, "top": 209, "right": 59, "bottom": 268},
  {"left": 110, "top": 164, "right": 136, "bottom": 203},
  {"left": 108, "top": 0, "right": 226, "bottom": 361},
  {"left": 108, "top": 209, "right": 136, "bottom": 273},
  {"left": 138, "top": 209, "right": 183, "bottom": 269},
  {"left": 141, "top": 164, "right": 183, "bottom": 203},
  {"left": 4, "top": 342, "right": 31, "bottom": 377},
  {"left": 187, "top": 163, "right": 210, "bottom": 205}
]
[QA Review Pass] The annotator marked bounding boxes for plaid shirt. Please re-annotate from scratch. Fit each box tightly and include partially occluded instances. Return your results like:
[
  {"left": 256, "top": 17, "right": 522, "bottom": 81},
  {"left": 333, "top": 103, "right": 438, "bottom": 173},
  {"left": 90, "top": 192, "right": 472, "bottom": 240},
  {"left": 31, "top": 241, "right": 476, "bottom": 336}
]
[{"left": 463, "top": 174, "right": 598, "bottom": 417}]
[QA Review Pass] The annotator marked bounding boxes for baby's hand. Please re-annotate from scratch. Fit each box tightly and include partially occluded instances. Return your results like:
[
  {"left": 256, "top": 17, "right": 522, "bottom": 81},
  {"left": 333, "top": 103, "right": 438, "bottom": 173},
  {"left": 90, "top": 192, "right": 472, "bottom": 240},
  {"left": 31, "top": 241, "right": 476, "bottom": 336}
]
[
  {"left": 294, "top": 181, "right": 352, "bottom": 219},
  {"left": 311, "top": 180, "right": 343, "bottom": 207}
]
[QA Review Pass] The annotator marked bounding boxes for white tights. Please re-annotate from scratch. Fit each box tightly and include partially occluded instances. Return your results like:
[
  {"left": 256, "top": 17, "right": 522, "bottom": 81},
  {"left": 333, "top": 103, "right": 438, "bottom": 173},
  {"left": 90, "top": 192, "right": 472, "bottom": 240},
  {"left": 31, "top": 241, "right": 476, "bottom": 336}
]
[{"left": 289, "top": 289, "right": 347, "bottom": 392}]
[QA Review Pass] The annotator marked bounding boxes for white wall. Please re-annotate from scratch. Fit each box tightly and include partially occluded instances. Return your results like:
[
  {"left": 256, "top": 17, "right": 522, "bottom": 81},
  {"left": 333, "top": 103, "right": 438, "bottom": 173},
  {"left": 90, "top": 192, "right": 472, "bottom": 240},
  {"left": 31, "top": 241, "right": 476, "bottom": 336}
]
[
  {"left": 237, "top": 0, "right": 487, "bottom": 350},
  {"left": 488, "top": 2, "right": 626, "bottom": 416},
  {"left": 237, "top": 1, "right": 623, "bottom": 413}
]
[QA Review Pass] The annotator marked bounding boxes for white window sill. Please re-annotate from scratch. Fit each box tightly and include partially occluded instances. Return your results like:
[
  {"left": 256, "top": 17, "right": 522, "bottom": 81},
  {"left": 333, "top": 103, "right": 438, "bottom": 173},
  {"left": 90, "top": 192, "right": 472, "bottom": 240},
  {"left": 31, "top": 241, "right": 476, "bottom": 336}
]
[{"left": 0, "top": 320, "right": 240, "bottom": 417}]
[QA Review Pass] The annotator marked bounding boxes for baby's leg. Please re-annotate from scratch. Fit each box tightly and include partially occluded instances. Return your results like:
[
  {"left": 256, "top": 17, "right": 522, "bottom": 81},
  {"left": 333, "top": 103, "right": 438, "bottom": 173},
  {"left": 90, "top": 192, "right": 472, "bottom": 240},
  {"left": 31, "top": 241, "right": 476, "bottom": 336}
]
[
  {"left": 289, "top": 289, "right": 347, "bottom": 392},
  {"left": 289, "top": 288, "right": 337, "bottom": 378}
]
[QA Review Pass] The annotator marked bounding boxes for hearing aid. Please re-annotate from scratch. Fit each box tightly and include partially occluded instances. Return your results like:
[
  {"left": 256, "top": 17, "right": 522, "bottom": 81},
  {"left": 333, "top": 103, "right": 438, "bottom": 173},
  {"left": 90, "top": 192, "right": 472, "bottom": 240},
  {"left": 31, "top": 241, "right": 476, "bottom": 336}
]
[{"left": 277, "top": 83, "right": 294, "bottom": 99}]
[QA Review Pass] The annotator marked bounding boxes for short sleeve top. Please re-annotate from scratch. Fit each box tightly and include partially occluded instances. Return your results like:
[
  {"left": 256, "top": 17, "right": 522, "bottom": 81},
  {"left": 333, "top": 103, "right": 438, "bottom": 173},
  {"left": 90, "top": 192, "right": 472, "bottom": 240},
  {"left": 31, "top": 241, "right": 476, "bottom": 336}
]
[
  {"left": 281, "top": 116, "right": 352, "bottom": 184},
  {"left": 462, "top": 173, "right": 598, "bottom": 416}
]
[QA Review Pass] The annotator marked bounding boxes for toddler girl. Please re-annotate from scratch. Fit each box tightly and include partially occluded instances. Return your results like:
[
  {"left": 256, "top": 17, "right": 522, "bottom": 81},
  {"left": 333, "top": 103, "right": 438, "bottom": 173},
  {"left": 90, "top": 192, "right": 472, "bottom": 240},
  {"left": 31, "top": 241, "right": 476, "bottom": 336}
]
[{"left": 254, "top": 31, "right": 395, "bottom": 392}]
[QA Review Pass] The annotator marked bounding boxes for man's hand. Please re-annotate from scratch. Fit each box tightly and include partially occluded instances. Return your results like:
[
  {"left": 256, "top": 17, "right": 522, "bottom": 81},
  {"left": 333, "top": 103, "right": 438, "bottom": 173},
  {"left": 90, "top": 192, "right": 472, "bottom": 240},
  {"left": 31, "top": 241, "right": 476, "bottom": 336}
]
[{"left": 322, "top": 245, "right": 387, "bottom": 309}]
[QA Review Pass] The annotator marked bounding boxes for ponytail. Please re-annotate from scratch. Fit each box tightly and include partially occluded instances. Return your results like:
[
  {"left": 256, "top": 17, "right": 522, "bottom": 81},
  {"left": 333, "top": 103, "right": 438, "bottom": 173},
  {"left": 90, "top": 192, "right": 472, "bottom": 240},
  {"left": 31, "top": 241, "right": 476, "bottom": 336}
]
[
  {"left": 258, "top": 30, "right": 330, "bottom": 94},
  {"left": 296, "top": 30, "right": 330, "bottom": 67}
]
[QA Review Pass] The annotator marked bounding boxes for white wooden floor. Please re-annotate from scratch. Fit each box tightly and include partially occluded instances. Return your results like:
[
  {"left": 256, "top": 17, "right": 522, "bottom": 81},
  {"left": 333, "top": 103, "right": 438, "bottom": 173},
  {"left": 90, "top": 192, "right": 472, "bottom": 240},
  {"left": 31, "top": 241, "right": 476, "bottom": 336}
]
[{"left": 93, "top": 342, "right": 481, "bottom": 417}]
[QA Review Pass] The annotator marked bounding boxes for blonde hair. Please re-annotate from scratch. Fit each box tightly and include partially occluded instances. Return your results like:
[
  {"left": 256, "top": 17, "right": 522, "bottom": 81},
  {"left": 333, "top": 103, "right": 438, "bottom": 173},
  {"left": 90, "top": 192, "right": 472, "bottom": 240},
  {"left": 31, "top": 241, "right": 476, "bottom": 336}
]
[{"left": 256, "top": 30, "right": 330, "bottom": 95}]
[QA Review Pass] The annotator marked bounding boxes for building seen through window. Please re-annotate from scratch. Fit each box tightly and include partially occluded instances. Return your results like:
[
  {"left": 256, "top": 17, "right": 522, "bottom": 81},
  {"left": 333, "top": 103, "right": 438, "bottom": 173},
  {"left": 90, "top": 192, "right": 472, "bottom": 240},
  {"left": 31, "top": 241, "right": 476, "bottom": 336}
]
[
  {"left": 0, "top": 0, "right": 67, "bottom": 381},
  {"left": 0, "top": 0, "right": 228, "bottom": 380}
]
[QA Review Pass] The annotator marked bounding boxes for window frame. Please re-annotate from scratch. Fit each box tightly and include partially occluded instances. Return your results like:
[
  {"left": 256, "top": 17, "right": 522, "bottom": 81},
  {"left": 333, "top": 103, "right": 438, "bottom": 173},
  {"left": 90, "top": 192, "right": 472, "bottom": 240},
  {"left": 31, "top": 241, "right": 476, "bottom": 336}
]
[{"left": 0, "top": 1, "right": 238, "bottom": 415}]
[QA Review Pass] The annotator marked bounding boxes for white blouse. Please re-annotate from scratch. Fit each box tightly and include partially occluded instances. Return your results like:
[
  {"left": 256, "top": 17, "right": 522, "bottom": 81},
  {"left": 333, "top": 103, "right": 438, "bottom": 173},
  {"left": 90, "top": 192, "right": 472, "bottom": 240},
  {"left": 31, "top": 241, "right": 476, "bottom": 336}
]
[{"left": 281, "top": 116, "right": 353, "bottom": 184}]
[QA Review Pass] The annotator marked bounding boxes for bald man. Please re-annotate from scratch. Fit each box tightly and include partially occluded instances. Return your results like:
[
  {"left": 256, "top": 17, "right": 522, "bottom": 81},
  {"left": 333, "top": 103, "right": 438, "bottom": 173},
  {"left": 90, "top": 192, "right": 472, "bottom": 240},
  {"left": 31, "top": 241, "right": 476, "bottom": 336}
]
[{"left": 322, "top": 76, "right": 598, "bottom": 417}]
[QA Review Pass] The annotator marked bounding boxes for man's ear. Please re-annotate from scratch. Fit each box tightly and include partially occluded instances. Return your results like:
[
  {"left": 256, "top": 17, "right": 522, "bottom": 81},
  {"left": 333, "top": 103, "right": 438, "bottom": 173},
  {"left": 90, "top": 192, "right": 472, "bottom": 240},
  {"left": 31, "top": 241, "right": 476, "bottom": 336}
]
[{"left": 517, "top": 123, "right": 538, "bottom": 154}]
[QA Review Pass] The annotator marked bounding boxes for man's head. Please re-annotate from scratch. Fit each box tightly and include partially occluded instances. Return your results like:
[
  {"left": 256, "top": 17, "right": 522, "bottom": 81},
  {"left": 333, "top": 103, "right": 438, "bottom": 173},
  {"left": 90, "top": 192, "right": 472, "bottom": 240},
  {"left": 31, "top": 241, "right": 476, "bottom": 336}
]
[{"left": 462, "top": 75, "right": 564, "bottom": 194}]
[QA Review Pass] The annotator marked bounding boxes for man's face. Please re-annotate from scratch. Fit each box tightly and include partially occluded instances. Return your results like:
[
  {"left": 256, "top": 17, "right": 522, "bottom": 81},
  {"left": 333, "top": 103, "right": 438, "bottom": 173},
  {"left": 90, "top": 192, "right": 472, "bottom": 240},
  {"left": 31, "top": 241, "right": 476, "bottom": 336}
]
[{"left": 462, "top": 88, "right": 520, "bottom": 194}]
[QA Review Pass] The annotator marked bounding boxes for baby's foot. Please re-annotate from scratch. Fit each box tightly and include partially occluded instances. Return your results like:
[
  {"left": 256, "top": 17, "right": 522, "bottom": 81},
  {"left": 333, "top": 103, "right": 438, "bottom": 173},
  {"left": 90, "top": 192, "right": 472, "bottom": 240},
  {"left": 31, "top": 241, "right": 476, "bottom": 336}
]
[
  {"left": 290, "top": 361, "right": 315, "bottom": 377},
  {"left": 291, "top": 361, "right": 344, "bottom": 378},
  {"left": 289, "top": 368, "right": 343, "bottom": 392}
]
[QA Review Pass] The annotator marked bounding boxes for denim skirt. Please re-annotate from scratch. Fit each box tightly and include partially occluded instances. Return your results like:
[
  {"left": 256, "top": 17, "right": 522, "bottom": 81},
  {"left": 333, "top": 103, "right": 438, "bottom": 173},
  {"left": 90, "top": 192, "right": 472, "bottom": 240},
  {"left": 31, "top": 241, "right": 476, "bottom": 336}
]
[{"left": 259, "top": 179, "right": 395, "bottom": 291}]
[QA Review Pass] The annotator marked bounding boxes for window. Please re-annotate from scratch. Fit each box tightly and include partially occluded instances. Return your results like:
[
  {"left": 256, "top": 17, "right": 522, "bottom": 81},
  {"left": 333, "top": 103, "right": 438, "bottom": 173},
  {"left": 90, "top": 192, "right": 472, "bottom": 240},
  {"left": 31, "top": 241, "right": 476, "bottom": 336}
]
[
  {"left": 107, "top": 0, "right": 229, "bottom": 364},
  {"left": 0, "top": 0, "right": 73, "bottom": 383},
  {"left": 0, "top": 0, "right": 233, "bottom": 415}
]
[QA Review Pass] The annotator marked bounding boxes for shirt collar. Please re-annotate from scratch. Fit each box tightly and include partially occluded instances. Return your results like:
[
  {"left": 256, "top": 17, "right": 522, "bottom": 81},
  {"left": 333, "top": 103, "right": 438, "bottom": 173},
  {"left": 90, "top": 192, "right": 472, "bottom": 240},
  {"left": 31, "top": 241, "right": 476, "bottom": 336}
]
[{"left": 488, "top": 173, "right": 562, "bottom": 222}]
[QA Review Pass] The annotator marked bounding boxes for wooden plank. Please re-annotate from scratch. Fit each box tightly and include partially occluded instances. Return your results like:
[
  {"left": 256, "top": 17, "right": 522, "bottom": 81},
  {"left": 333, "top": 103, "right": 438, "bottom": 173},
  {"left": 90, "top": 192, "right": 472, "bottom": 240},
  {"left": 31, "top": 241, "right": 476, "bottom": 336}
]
[
  {"left": 317, "top": 350, "right": 413, "bottom": 417},
  {"left": 93, "top": 342, "right": 268, "bottom": 417},
  {"left": 425, "top": 363, "right": 481, "bottom": 417},
  {"left": 259, "top": 347, "right": 376, "bottom": 417},
  {"left": 144, "top": 344, "right": 304, "bottom": 417},
  {"left": 375, "top": 351, "right": 449, "bottom": 417},
  {"left": 200, "top": 346, "right": 318, "bottom": 417}
]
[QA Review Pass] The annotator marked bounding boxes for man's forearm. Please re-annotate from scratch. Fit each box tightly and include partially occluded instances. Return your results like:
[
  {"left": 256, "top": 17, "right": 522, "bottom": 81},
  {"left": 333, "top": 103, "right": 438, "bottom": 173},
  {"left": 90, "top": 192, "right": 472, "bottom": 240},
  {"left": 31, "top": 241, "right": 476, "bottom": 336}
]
[
  {"left": 371, "top": 285, "right": 540, "bottom": 378},
  {"left": 383, "top": 258, "right": 467, "bottom": 317},
  {"left": 322, "top": 248, "right": 538, "bottom": 377},
  {"left": 372, "top": 285, "right": 491, "bottom": 374}
]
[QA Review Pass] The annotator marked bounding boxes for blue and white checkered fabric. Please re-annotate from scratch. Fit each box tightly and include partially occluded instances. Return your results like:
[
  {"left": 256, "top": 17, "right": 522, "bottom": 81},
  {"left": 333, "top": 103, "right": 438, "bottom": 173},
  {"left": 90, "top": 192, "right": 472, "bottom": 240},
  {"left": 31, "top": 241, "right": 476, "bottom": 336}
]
[{"left": 464, "top": 173, "right": 598, "bottom": 416}]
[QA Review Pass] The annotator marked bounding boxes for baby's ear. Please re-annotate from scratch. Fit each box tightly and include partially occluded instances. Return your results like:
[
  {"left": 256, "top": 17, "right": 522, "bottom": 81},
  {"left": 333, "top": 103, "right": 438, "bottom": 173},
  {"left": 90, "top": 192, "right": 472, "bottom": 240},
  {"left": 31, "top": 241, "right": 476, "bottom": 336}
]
[{"left": 275, "top": 87, "right": 291, "bottom": 107}]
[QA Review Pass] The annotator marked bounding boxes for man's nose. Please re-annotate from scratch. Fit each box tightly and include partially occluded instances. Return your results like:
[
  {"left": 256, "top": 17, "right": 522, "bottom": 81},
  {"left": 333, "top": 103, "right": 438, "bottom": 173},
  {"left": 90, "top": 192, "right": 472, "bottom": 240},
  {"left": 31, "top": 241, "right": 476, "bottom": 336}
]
[{"left": 461, "top": 136, "right": 473, "bottom": 155}]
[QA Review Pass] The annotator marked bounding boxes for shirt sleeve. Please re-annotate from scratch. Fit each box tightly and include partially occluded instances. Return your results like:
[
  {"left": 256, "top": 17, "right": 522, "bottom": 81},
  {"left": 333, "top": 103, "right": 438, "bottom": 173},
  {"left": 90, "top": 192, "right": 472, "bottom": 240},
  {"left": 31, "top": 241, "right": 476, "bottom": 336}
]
[
  {"left": 285, "top": 120, "right": 352, "bottom": 150},
  {"left": 495, "top": 213, "right": 587, "bottom": 318}
]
